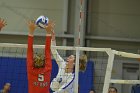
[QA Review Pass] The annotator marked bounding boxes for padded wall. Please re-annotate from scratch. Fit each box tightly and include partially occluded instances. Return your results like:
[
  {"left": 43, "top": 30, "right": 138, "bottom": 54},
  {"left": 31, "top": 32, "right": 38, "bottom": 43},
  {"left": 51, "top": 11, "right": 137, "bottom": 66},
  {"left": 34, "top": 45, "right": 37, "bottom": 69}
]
[{"left": 0, "top": 57, "right": 94, "bottom": 93}]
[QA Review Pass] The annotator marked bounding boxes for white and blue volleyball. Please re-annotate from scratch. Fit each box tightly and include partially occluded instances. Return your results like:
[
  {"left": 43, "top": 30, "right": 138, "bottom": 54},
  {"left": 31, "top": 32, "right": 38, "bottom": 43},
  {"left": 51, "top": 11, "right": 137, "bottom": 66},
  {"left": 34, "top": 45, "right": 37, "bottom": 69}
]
[{"left": 35, "top": 15, "right": 49, "bottom": 29}]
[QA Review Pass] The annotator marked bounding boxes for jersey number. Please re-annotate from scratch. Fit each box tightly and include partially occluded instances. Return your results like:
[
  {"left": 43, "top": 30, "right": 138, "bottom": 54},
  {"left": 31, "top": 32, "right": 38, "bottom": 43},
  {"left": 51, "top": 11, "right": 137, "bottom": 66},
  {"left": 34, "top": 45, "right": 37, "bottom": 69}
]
[{"left": 38, "top": 74, "right": 44, "bottom": 82}]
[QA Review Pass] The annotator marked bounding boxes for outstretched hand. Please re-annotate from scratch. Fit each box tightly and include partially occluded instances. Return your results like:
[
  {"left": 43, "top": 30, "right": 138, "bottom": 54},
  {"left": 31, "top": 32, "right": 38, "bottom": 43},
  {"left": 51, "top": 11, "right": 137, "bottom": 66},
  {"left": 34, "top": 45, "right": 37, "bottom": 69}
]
[
  {"left": 27, "top": 20, "right": 37, "bottom": 32},
  {"left": 27, "top": 20, "right": 37, "bottom": 36},
  {"left": 45, "top": 20, "right": 55, "bottom": 34},
  {"left": 0, "top": 18, "right": 7, "bottom": 31}
]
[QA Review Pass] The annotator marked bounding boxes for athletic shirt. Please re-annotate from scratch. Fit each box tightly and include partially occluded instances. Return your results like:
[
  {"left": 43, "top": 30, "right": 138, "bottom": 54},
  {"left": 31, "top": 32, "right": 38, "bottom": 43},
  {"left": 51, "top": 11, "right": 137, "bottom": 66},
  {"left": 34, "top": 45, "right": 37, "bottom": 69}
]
[
  {"left": 50, "top": 40, "right": 75, "bottom": 93},
  {"left": 27, "top": 36, "right": 52, "bottom": 93}
]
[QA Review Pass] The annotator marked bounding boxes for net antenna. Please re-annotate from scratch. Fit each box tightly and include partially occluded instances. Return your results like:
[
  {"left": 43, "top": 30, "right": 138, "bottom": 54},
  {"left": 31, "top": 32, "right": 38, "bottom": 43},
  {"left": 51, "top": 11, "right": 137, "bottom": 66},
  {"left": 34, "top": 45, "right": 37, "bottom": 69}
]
[{"left": 74, "top": 0, "right": 85, "bottom": 93}]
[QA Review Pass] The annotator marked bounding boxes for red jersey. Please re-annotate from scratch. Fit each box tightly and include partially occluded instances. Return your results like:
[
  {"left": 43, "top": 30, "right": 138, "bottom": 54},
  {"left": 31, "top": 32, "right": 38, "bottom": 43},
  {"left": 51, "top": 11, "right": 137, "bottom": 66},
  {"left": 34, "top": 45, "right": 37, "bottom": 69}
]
[{"left": 27, "top": 36, "right": 52, "bottom": 93}]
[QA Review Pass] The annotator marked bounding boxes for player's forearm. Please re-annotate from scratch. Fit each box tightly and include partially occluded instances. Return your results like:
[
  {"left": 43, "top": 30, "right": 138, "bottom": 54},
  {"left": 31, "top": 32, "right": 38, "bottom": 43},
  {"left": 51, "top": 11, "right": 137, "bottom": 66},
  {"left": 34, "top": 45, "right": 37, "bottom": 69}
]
[
  {"left": 28, "top": 36, "right": 33, "bottom": 50},
  {"left": 51, "top": 41, "right": 59, "bottom": 59},
  {"left": 45, "top": 34, "right": 51, "bottom": 57},
  {"left": 51, "top": 47, "right": 61, "bottom": 66},
  {"left": 45, "top": 34, "right": 51, "bottom": 48},
  {"left": 45, "top": 27, "right": 52, "bottom": 51},
  {"left": 27, "top": 36, "right": 33, "bottom": 62},
  {"left": 51, "top": 40, "right": 65, "bottom": 67},
  {"left": 45, "top": 35, "right": 52, "bottom": 69}
]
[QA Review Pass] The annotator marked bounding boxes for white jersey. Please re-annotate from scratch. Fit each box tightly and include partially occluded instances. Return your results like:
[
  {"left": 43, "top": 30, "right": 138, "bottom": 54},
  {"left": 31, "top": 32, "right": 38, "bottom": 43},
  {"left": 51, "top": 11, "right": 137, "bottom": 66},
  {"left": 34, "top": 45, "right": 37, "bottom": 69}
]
[{"left": 51, "top": 40, "right": 75, "bottom": 93}]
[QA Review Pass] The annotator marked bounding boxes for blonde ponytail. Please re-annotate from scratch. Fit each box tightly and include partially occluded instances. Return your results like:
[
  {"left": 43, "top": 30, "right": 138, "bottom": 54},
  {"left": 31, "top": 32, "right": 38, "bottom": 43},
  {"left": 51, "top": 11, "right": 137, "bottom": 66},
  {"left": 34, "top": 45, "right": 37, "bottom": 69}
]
[{"left": 79, "top": 55, "right": 87, "bottom": 72}]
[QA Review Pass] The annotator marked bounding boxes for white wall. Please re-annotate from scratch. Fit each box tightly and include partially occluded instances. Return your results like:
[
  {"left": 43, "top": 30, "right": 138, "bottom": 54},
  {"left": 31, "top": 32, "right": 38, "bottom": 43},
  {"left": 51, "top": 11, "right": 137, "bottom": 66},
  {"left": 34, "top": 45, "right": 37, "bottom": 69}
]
[
  {"left": 0, "top": 0, "right": 64, "bottom": 35},
  {"left": 90, "top": 0, "right": 140, "bottom": 39}
]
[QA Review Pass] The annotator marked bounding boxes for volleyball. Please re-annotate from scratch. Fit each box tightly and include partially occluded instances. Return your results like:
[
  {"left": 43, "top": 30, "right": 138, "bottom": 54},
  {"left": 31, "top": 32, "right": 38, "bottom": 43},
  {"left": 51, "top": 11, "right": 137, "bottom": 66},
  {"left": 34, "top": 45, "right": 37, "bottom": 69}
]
[{"left": 35, "top": 15, "right": 49, "bottom": 29}]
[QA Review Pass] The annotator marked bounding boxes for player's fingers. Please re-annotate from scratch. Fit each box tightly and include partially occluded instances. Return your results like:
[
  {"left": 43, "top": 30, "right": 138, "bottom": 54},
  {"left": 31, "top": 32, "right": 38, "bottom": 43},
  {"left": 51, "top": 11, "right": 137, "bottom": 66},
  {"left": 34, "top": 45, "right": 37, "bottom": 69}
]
[
  {"left": 48, "top": 20, "right": 54, "bottom": 26},
  {"left": 30, "top": 20, "right": 33, "bottom": 24},
  {"left": 32, "top": 20, "right": 37, "bottom": 27},
  {"left": 0, "top": 18, "right": 3, "bottom": 22},
  {"left": 3, "top": 22, "right": 7, "bottom": 26},
  {"left": 29, "top": 20, "right": 33, "bottom": 25},
  {"left": 45, "top": 25, "right": 49, "bottom": 29},
  {"left": 50, "top": 20, "right": 54, "bottom": 25},
  {"left": 3, "top": 20, "right": 7, "bottom": 24},
  {"left": 27, "top": 21, "right": 31, "bottom": 25},
  {"left": 35, "top": 24, "right": 38, "bottom": 28},
  {"left": 50, "top": 23, "right": 55, "bottom": 28},
  {"left": 0, "top": 18, "right": 3, "bottom": 23},
  {"left": 48, "top": 20, "right": 53, "bottom": 24},
  {"left": 25, "top": 19, "right": 30, "bottom": 25},
  {"left": 49, "top": 19, "right": 52, "bottom": 22},
  {"left": 1, "top": 19, "right": 5, "bottom": 23},
  {"left": 26, "top": 19, "right": 33, "bottom": 24},
  {"left": 31, "top": 20, "right": 35, "bottom": 23},
  {"left": 31, "top": 20, "right": 37, "bottom": 27},
  {"left": 52, "top": 22, "right": 55, "bottom": 27},
  {"left": 52, "top": 21, "right": 55, "bottom": 25},
  {"left": 30, "top": 20, "right": 37, "bottom": 27}
]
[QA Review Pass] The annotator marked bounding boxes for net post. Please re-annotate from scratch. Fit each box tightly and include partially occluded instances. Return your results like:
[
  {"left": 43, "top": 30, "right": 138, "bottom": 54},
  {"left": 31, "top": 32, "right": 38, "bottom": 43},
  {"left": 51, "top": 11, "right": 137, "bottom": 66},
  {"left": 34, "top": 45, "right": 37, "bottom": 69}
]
[
  {"left": 74, "top": 47, "right": 80, "bottom": 93},
  {"left": 102, "top": 49, "right": 115, "bottom": 93}
]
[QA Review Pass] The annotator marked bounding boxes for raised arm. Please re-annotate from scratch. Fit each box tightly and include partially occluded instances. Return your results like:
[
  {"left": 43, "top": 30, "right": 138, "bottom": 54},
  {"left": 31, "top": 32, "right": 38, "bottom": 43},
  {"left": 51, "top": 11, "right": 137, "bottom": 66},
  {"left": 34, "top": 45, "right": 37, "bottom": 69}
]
[
  {"left": 27, "top": 35, "right": 34, "bottom": 67},
  {"left": 51, "top": 34, "right": 65, "bottom": 67},
  {"left": 27, "top": 20, "right": 37, "bottom": 68},
  {"left": 0, "top": 18, "right": 6, "bottom": 31},
  {"left": 44, "top": 21, "right": 54, "bottom": 71}
]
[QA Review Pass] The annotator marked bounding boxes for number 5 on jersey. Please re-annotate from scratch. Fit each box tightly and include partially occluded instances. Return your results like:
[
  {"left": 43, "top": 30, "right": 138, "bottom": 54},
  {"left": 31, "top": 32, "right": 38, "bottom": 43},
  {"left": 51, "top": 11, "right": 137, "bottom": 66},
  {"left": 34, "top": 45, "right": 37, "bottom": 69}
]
[{"left": 38, "top": 74, "right": 44, "bottom": 82}]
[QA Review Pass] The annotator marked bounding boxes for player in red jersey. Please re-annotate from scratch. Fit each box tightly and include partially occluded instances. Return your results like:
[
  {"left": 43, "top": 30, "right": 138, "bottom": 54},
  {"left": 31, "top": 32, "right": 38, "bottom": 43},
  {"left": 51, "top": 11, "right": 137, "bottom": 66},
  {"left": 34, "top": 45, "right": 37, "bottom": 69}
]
[{"left": 27, "top": 20, "right": 54, "bottom": 93}]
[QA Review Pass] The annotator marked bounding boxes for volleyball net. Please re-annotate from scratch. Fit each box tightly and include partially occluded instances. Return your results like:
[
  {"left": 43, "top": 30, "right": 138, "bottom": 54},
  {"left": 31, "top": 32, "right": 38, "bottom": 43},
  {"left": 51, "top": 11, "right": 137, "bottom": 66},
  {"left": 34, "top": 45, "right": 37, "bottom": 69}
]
[{"left": 0, "top": 43, "right": 140, "bottom": 93}]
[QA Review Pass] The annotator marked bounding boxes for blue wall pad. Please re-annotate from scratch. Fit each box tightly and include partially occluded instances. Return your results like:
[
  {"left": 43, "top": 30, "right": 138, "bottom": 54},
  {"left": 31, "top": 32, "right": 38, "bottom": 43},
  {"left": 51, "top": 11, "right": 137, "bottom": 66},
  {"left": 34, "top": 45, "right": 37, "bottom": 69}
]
[
  {"left": 0, "top": 57, "right": 94, "bottom": 93},
  {"left": 79, "top": 60, "right": 94, "bottom": 93}
]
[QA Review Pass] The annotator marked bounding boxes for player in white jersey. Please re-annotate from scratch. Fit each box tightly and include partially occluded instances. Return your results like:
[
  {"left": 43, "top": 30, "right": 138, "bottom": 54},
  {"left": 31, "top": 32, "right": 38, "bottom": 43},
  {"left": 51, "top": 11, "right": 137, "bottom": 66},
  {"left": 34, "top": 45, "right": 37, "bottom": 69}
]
[
  {"left": 50, "top": 33, "right": 87, "bottom": 93},
  {"left": 50, "top": 33, "right": 75, "bottom": 93}
]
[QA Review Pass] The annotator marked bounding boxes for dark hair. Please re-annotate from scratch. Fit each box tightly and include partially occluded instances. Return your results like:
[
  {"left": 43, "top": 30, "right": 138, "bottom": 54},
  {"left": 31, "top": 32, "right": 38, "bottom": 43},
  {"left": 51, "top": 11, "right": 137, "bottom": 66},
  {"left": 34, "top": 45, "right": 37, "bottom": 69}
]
[{"left": 109, "top": 87, "right": 117, "bottom": 92}]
